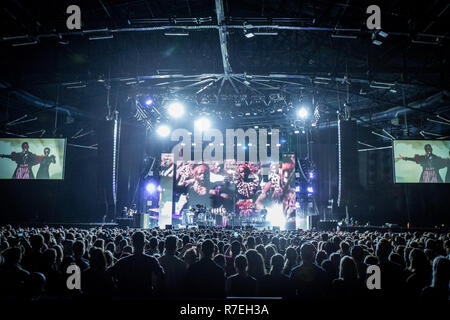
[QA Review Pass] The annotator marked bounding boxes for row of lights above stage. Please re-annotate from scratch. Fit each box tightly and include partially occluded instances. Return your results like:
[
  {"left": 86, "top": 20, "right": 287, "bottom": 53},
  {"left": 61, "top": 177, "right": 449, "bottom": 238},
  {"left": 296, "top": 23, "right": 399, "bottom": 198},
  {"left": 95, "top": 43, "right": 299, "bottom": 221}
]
[{"left": 147, "top": 99, "right": 313, "bottom": 138}]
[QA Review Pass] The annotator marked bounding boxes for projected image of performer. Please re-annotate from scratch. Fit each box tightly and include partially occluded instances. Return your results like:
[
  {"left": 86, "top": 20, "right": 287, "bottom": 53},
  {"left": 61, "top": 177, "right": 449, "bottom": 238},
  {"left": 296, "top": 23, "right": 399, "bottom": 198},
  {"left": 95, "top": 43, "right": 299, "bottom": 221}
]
[
  {"left": 399, "top": 144, "right": 447, "bottom": 183},
  {"left": 255, "top": 158, "right": 295, "bottom": 210},
  {"left": 191, "top": 164, "right": 209, "bottom": 195},
  {"left": 255, "top": 162, "right": 280, "bottom": 210},
  {"left": 283, "top": 189, "right": 297, "bottom": 220},
  {"left": 234, "top": 163, "right": 260, "bottom": 199},
  {"left": 36, "top": 147, "right": 56, "bottom": 179},
  {"left": 0, "top": 142, "right": 44, "bottom": 179}
]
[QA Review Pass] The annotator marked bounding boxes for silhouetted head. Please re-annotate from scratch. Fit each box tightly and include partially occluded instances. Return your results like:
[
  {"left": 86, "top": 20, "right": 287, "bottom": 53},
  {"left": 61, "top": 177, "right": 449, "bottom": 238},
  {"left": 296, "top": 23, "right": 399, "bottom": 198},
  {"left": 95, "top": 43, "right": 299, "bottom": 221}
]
[
  {"left": 201, "top": 239, "right": 215, "bottom": 258},
  {"left": 131, "top": 231, "right": 146, "bottom": 252},
  {"left": 30, "top": 234, "right": 44, "bottom": 250},
  {"left": 90, "top": 248, "right": 107, "bottom": 271},
  {"left": 270, "top": 253, "right": 284, "bottom": 273},
  {"left": 300, "top": 242, "right": 316, "bottom": 264},
  {"left": 376, "top": 239, "right": 392, "bottom": 261},
  {"left": 351, "top": 245, "right": 364, "bottom": 262},
  {"left": 231, "top": 240, "right": 241, "bottom": 256},
  {"left": 424, "top": 144, "right": 432, "bottom": 154},
  {"left": 164, "top": 235, "right": 177, "bottom": 254},
  {"left": 431, "top": 256, "right": 450, "bottom": 289},
  {"left": 409, "top": 248, "right": 429, "bottom": 273},
  {"left": 44, "top": 147, "right": 50, "bottom": 156},
  {"left": 339, "top": 256, "right": 358, "bottom": 281},
  {"left": 72, "top": 240, "right": 85, "bottom": 258},
  {"left": 234, "top": 254, "right": 248, "bottom": 273}
]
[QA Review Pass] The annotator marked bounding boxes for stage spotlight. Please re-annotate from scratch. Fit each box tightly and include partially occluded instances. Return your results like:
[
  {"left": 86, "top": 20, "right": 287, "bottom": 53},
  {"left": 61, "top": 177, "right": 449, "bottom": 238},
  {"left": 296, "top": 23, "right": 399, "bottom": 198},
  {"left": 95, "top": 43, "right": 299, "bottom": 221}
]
[
  {"left": 195, "top": 117, "right": 211, "bottom": 131},
  {"left": 295, "top": 186, "right": 301, "bottom": 192},
  {"left": 309, "top": 172, "right": 314, "bottom": 179},
  {"left": 307, "top": 186, "right": 314, "bottom": 193},
  {"left": 145, "top": 98, "right": 153, "bottom": 106},
  {"left": 157, "top": 125, "right": 171, "bottom": 137},
  {"left": 146, "top": 183, "right": 157, "bottom": 194},
  {"left": 167, "top": 102, "right": 185, "bottom": 118},
  {"left": 298, "top": 107, "right": 308, "bottom": 119},
  {"left": 266, "top": 204, "right": 286, "bottom": 230},
  {"left": 244, "top": 31, "right": 255, "bottom": 38}
]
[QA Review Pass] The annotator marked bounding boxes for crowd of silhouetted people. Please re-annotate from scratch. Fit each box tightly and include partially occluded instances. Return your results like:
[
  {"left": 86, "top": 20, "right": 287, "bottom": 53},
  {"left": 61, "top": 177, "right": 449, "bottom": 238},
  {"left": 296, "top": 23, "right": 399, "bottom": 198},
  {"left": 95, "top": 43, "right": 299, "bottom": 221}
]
[{"left": 0, "top": 225, "right": 448, "bottom": 301}]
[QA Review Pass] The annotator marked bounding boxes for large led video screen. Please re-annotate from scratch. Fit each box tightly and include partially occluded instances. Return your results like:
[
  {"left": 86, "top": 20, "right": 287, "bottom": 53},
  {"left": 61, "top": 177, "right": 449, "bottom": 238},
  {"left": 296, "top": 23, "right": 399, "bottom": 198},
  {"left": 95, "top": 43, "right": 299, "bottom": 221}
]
[
  {"left": 393, "top": 140, "right": 449, "bottom": 183},
  {"left": 163, "top": 154, "right": 296, "bottom": 223},
  {"left": 0, "top": 138, "right": 66, "bottom": 180}
]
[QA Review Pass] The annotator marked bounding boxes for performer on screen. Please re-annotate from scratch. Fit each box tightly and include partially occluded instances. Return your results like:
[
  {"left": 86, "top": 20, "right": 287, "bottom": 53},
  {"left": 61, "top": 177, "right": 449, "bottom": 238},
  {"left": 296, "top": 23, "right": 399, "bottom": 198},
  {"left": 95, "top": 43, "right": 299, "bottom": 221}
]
[
  {"left": 36, "top": 147, "right": 56, "bottom": 179},
  {"left": 234, "top": 163, "right": 260, "bottom": 199},
  {"left": 0, "top": 142, "right": 44, "bottom": 179},
  {"left": 255, "top": 157, "right": 295, "bottom": 209},
  {"left": 399, "top": 144, "right": 447, "bottom": 183}
]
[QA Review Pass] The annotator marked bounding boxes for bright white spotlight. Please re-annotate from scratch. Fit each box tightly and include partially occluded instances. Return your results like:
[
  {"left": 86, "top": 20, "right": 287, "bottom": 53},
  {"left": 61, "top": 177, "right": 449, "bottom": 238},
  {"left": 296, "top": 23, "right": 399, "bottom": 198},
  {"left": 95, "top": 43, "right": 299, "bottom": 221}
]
[
  {"left": 167, "top": 102, "right": 185, "bottom": 118},
  {"left": 146, "top": 183, "right": 156, "bottom": 194},
  {"left": 266, "top": 203, "right": 286, "bottom": 230},
  {"left": 157, "top": 125, "right": 171, "bottom": 137},
  {"left": 195, "top": 117, "right": 211, "bottom": 131},
  {"left": 298, "top": 107, "right": 308, "bottom": 119}
]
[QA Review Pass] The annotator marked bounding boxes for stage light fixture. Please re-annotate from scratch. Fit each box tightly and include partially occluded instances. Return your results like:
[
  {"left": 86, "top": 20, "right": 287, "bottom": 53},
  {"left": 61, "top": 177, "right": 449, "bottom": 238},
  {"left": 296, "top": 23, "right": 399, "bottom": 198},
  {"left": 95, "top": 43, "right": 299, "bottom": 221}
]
[
  {"left": 309, "top": 172, "right": 314, "bottom": 179},
  {"left": 244, "top": 31, "right": 255, "bottom": 38},
  {"left": 195, "top": 117, "right": 211, "bottom": 131},
  {"left": 295, "top": 186, "right": 301, "bottom": 192},
  {"left": 156, "top": 125, "right": 171, "bottom": 137},
  {"left": 146, "top": 183, "right": 157, "bottom": 194},
  {"left": 167, "top": 102, "right": 185, "bottom": 118},
  {"left": 307, "top": 186, "right": 314, "bottom": 193},
  {"left": 145, "top": 98, "right": 153, "bottom": 106},
  {"left": 371, "top": 30, "right": 388, "bottom": 46},
  {"left": 298, "top": 107, "right": 308, "bottom": 119}
]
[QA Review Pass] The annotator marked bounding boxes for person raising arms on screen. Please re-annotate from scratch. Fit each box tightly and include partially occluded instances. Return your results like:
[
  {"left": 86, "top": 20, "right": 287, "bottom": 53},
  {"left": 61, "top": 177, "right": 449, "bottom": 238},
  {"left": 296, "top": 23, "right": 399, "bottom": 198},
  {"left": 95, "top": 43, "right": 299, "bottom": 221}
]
[
  {"left": 0, "top": 142, "right": 44, "bottom": 179},
  {"left": 399, "top": 144, "right": 447, "bottom": 183},
  {"left": 36, "top": 147, "right": 56, "bottom": 179}
]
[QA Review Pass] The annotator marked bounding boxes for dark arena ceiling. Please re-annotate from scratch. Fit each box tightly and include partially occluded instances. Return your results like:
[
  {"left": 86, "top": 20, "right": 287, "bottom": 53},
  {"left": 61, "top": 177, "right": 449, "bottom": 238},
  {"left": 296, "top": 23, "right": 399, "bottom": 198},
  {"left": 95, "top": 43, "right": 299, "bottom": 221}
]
[{"left": 0, "top": 0, "right": 449, "bottom": 145}]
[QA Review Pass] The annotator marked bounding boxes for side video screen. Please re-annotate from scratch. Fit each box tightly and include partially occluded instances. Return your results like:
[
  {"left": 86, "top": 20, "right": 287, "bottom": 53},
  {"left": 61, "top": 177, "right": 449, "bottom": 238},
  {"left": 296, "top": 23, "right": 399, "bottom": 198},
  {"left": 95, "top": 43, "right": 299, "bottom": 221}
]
[
  {"left": 0, "top": 138, "right": 66, "bottom": 180},
  {"left": 393, "top": 140, "right": 449, "bottom": 183}
]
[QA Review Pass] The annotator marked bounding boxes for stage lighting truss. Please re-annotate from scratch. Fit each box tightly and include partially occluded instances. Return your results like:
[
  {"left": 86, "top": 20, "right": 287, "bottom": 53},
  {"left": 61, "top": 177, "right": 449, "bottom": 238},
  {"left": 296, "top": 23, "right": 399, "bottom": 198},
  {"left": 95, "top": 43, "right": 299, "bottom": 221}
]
[{"left": 131, "top": 89, "right": 318, "bottom": 132}]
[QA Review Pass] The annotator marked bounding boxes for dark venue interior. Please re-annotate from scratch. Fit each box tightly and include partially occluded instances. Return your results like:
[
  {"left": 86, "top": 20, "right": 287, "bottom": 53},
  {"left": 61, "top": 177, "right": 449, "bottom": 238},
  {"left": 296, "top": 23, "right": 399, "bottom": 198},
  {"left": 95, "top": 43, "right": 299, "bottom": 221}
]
[{"left": 0, "top": 0, "right": 448, "bottom": 307}]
